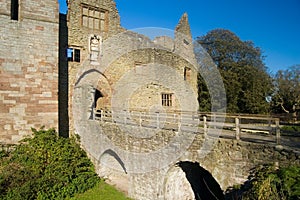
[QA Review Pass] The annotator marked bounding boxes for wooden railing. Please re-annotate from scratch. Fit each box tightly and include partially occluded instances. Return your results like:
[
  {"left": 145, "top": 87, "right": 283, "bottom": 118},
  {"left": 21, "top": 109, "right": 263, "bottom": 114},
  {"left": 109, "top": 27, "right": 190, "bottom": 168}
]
[{"left": 92, "top": 108, "right": 281, "bottom": 144}]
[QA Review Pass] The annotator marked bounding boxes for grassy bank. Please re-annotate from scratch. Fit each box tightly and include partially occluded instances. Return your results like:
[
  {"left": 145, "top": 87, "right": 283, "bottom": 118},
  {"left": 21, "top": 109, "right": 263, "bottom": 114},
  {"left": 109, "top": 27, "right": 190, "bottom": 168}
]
[{"left": 68, "top": 180, "right": 132, "bottom": 200}]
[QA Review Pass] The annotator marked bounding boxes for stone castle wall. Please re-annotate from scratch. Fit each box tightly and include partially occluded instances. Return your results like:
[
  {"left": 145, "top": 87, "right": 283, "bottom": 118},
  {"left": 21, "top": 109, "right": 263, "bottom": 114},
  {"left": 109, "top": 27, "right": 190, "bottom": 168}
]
[
  {"left": 67, "top": 0, "right": 199, "bottom": 135},
  {"left": 0, "top": 0, "right": 59, "bottom": 143},
  {"left": 0, "top": 0, "right": 199, "bottom": 142},
  {"left": 67, "top": 0, "right": 124, "bottom": 133},
  {"left": 100, "top": 48, "right": 198, "bottom": 111},
  {"left": 0, "top": 1, "right": 299, "bottom": 200}
]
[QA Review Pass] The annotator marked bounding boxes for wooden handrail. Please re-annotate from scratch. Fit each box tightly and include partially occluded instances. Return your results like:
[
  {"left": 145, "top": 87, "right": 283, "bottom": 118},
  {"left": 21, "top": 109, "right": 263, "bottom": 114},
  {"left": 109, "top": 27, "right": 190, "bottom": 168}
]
[{"left": 92, "top": 108, "right": 281, "bottom": 143}]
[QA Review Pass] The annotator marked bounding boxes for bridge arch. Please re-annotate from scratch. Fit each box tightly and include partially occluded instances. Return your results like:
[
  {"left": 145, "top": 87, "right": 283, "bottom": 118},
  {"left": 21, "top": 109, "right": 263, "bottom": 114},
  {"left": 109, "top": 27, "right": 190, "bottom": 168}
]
[
  {"left": 163, "top": 162, "right": 194, "bottom": 200},
  {"left": 163, "top": 161, "right": 224, "bottom": 200}
]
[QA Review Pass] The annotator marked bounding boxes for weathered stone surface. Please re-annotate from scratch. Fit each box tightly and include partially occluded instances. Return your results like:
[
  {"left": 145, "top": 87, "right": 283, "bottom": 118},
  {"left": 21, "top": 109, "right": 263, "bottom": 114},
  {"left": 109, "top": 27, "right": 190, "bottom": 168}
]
[
  {"left": 67, "top": 0, "right": 199, "bottom": 136},
  {"left": 2, "top": 1, "right": 298, "bottom": 200},
  {"left": 78, "top": 120, "right": 299, "bottom": 200},
  {"left": 0, "top": 0, "right": 59, "bottom": 143}
]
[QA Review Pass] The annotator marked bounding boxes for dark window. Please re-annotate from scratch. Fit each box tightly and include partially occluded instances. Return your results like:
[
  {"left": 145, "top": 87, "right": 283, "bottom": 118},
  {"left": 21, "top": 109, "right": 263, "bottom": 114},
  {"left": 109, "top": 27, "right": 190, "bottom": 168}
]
[
  {"left": 183, "top": 39, "right": 189, "bottom": 45},
  {"left": 184, "top": 67, "right": 191, "bottom": 81},
  {"left": 67, "top": 48, "right": 80, "bottom": 62},
  {"left": 162, "top": 93, "right": 173, "bottom": 107},
  {"left": 74, "top": 49, "right": 80, "bottom": 62},
  {"left": 11, "top": 0, "right": 19, "bottom": 20}
]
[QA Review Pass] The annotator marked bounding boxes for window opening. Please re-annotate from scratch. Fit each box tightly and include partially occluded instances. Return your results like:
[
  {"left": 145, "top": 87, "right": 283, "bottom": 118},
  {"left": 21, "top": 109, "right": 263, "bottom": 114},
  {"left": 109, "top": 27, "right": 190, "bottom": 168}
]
[
  {"left": 184, "top": 67, "right": 191, "bottom": 81},
  {"left": 67, "top": 48, "right": 80, "bottom": 62},
  {"left": 82, "top": 5, "right": 108, "bottom": 31},
  {"left": 183, "top": 39, "right": 189, "bottom": 45},
  {"left": 162, "top": 93, "right": 173, "bottom": 107},
  {"left": 11, "top": 0, "right": 19, "bottom": 20}
]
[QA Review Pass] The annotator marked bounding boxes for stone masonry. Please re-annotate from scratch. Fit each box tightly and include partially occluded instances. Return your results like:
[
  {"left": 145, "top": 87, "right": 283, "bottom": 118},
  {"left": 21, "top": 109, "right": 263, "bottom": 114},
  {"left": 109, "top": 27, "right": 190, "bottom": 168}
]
[
  {"left": 75, "top": 119, "right": 300, "bottom": 200},
  {"left": 0, "top": 0, "right": 59, "bottom": 143},
  {"left": 67, "top": 0, "right": 199, "bottom": 135},
  {"left": 0, "top": 0, "right": 199, "bottom": 143},
  {"left": 1, "top": 1, "right": 299, "bottom": 200}
]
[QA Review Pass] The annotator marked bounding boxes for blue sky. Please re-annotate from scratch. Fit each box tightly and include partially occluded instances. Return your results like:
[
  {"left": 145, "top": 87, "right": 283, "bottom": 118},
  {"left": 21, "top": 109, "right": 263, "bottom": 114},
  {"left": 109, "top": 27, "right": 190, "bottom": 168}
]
[{"left": 59, "top": 0, "right": 300, "bottom": 74}]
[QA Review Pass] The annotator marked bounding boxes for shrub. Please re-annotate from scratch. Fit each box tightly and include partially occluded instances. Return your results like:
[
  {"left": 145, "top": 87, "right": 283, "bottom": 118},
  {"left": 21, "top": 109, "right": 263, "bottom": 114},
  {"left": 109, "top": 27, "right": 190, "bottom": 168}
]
[
  {"left": 242, "top": 164, "right": 300, "bottom": 200},
  {"left": 0, "top": 128, "right": 100, "bottom": 200},
  {"left": 281, "top": 125, "right": 300, "bottom": 133}
]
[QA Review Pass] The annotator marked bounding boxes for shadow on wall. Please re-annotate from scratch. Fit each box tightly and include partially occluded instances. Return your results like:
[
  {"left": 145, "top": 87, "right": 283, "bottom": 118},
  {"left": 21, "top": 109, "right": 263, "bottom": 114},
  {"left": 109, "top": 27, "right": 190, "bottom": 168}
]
[
  {"left": 100, "top": 149, "right": 128, "bottom": 174},
  {"left": 58, "top": 13, "right": 69, "bottom": 137},
  {"left": 177, "top": 161, "right": 225, "bottom": 200}
]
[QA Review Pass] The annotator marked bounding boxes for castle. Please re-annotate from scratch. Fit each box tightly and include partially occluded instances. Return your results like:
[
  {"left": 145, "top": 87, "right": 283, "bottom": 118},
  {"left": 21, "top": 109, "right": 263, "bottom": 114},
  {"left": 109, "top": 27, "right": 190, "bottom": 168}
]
[
  {"left": 2, "top": 2, "right": 300, "bottom": 200},
  {"left": 0, "top": 0, "right": 198, "bottom": 143}
]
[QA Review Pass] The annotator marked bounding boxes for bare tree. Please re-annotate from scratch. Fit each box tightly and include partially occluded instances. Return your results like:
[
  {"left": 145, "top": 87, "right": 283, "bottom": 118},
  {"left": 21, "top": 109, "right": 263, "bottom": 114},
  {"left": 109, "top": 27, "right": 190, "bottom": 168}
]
[{"left": 271, "top": 65, "right": 300, "bottom": 121}]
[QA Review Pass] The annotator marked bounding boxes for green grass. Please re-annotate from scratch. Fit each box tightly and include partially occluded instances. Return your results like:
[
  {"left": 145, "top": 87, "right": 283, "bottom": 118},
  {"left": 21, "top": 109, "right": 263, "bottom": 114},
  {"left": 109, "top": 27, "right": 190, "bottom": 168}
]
[{"left": 68, "top": 180, "right": 132, "bottom": 200}]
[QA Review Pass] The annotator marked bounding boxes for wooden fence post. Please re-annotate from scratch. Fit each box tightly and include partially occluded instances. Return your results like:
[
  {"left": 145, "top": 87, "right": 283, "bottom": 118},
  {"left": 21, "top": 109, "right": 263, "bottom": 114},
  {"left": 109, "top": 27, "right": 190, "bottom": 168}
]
[
  {"left": 275, "top": 119, "right": 280, "bottom": 144},
  {"left": 139, "top": 112, "right": 142, "bottom": 127},
  {"left": 156, "top": 112, "right": 160, "bottom": 129},
  {"left": 91, "top": 107, "right": 95, "bottom": 120},
  {"left": 213, "top": 113, "right": 216, "bottom": 129},
  {"left": 268, "top": 118, "right": 272, "bottom": 134},
  {"left": 178, "top": 116, "right": 181, "bottom": 131},
  {"left": 203, "top": 116, "right": 207, "bottom": 136},
  {"left": 235, "top": 117, "right": 240, "bottom": 140},
  {"left": 100, "top": 110, "right": 103, "bottom": 122},
  {"left": 124, "top": 110, "right": 127, "bottom": 125}
]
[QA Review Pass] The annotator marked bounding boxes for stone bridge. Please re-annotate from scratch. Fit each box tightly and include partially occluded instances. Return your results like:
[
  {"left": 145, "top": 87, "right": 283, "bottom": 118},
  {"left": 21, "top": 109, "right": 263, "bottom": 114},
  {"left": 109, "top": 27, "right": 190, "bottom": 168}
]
[{"left": 73, "top": 90, "right": 299, "bottom": 200}]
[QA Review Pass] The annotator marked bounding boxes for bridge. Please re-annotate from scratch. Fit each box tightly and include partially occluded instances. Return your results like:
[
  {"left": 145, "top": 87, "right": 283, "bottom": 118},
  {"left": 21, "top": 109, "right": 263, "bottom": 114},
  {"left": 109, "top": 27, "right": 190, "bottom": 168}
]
[
  {"left": 92, "top": 108, "right": 300, "bottom": 149},
  {"left": 74, "top": 104, "right": 300, "bottom": 200},
  {"left": 93, "top": 108, "right": 283, "bottom": 143}
]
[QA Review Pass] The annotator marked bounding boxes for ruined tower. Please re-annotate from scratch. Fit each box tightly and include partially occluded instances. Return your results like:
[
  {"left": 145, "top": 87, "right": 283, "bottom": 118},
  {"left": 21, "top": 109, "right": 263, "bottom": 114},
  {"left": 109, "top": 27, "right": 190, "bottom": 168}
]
[
  {"left": 0, "top": 0, "right": 59, "bottom": 143},
  {"left": 65, "top": 0, "right": 199, "bottom": 136},
  {"left": 174, "top": 13, "right": 196, "bottom": 66}
]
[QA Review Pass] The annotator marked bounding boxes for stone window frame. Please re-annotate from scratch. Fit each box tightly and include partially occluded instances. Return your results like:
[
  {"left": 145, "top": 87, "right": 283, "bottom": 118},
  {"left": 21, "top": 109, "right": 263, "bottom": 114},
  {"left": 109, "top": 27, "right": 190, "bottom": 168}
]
[
  {"left": 81, "top": 4, "right": 108, "bottom": 32},
  {"left": 67, "top": 47, "right": 81, "bottom": 62},
  {"left": 162, "top": 93, "right": 173, "bottom": 107}
]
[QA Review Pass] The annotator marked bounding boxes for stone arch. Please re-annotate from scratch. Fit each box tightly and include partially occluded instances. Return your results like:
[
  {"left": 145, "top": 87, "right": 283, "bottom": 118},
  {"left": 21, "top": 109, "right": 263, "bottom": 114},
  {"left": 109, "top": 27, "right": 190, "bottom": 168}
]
[
  {"left": 164, "top": 161, "right": 224, "bottom": 200},
  {"left": 98, "top": 149, "right": 130, "bottom": 194},
  {"left": 99, "top": 149, "right": 127, "bottom": 174},
  {"left": 73, "top": 68, "right": 112, "bottom": 119},
  {"left": 74, "top": 68, "right": 108, "bottom": 87},
  {"left": 163, "top": 163, "right": 195, "bottom": 200}
]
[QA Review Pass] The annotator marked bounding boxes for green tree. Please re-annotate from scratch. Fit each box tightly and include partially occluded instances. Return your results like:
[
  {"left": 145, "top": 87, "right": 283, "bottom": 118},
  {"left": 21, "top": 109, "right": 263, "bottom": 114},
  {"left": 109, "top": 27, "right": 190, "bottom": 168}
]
[
  {"left": 271, "top": 65, "right": 300, "bottom": 121},
  {"left": 196, "top": 29, "right": 272, "bottom": 114}
]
